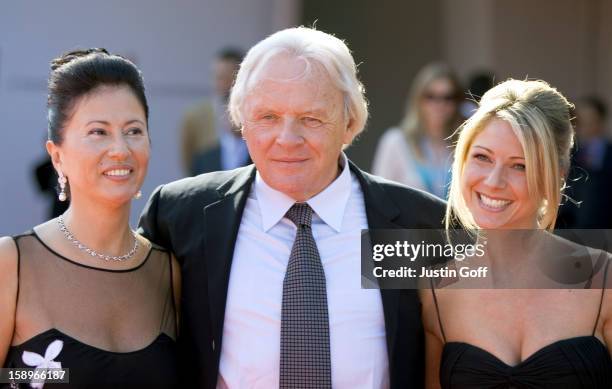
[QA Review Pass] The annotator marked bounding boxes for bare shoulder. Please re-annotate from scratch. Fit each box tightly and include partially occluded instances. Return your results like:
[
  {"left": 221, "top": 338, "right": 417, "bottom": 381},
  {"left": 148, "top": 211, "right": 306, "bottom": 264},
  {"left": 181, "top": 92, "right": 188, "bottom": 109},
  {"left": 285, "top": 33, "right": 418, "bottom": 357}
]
[
  {"left": 0, "top": 236, "right": 18, "bottom": 366},
  {"left": 0, "top": 236, "right": 18, "bottom": 271},
  {"left": 170, "top": 253, "right": 180, "bottom": 272},
  {"left": 0, "top": 236, "right": 18, "bottom": 312},
  {"left": 419, "top": 287, "right": 434, "bottom": 309}
]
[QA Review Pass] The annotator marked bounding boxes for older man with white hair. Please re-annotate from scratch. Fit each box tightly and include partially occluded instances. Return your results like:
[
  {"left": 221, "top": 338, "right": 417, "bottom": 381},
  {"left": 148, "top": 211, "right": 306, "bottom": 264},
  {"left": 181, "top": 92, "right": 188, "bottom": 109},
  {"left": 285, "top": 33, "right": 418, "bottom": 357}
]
[{"left": 139, "top": 27, "right": 445, "bottom": 389}]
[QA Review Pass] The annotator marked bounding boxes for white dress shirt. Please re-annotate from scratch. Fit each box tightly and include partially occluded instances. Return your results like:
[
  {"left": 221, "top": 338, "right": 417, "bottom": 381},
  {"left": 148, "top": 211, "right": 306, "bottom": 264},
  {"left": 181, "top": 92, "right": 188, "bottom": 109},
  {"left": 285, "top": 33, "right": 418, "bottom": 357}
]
[{"left": 218, "top": 154, "right": 389, "bottom": 389}]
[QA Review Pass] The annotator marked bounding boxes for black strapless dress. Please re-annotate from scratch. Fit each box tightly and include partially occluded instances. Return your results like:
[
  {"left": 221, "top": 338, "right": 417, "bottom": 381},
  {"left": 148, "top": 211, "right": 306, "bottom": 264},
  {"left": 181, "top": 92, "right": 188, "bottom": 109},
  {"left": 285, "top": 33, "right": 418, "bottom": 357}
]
[
  {"left": 440, "top": 336, "right": 611, "bottom": 388},
  {"left": 431, "top": 258, "right": 611, "bottom": 388}
]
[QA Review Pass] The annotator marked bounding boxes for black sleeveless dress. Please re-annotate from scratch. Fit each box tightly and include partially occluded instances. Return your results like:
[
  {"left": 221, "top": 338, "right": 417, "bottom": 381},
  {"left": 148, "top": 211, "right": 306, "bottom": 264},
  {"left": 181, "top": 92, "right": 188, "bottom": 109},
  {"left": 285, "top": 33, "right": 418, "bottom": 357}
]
[
  {"left": 431, "top": 259, "right": 612, "bottom": 388},
  {"left": 3, "top": 232, "right": 179, "bottom": 388}
]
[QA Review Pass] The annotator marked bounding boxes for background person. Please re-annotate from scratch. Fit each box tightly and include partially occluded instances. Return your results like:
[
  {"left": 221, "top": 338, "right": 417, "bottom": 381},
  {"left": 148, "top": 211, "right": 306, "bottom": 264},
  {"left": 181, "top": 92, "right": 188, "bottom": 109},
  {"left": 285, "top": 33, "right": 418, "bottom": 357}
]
[
  {"left": 459, "top": 70, "right": 495, "bottom": 119},
  {"left": 180, "top": 48, "right": 250, "bottom": 176},
  {"left": 372, "top": 63, "right": 463, "bottom": 199}
]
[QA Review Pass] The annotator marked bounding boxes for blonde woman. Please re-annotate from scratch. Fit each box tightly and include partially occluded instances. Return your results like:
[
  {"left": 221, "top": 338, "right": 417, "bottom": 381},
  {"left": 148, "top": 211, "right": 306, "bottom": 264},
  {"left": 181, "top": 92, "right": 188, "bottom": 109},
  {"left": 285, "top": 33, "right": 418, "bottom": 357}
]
[
  {"left": 372, "top": 63, "right": 463, "bottom": 199},
  {"left": 421, "top": 79, "right": 611, "bottom": 388}
]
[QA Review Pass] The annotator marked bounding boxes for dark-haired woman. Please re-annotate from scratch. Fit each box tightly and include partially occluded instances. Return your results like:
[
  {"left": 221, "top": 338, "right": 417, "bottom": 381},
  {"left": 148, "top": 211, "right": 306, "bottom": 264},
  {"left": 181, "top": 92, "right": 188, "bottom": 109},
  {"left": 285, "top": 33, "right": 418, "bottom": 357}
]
[{"left": 0, "top": 49, "right": 180, "bottom": 388}]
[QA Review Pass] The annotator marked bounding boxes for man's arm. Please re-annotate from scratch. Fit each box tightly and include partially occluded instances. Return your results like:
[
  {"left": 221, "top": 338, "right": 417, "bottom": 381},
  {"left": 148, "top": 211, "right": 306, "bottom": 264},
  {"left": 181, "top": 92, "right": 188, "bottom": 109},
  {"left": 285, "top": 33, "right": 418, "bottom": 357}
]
[{"left": 137, "top": 185, "right": 171, "bottom": 250}]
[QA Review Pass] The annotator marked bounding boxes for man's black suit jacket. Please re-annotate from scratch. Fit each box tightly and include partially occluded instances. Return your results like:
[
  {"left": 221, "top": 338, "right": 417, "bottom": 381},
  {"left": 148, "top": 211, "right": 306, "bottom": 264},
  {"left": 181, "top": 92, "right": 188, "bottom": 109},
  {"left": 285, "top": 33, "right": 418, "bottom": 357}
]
[{"left": 138, "top": 161, "right": 446, "bottom": 389}]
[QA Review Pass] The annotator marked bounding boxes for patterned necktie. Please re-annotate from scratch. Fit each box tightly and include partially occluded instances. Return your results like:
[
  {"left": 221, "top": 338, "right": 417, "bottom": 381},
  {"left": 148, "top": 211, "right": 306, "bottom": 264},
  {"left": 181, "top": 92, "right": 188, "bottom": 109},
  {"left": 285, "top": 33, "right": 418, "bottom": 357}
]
[{"left": 280, "top": 203, "right": 332, "bottom": 389}]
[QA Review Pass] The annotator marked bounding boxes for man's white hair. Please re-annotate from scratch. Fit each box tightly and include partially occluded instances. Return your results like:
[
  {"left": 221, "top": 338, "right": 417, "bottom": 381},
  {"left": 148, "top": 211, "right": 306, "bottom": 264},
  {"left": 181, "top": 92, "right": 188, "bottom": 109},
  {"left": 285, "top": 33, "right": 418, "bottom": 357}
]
[{"left": 229, "top": 26, "right": 368, "bottom": 136}]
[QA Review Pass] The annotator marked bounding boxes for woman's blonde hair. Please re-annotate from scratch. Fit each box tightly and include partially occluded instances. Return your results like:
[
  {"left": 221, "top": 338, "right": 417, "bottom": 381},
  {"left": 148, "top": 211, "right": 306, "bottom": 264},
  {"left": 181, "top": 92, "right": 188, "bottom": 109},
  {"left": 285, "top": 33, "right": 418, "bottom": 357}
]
[
  {"left": 445, "top": 79, "right": 574, "bottom": 230},
  {"left": 400, "top": 62, "right": 463, "bottom": 160}
]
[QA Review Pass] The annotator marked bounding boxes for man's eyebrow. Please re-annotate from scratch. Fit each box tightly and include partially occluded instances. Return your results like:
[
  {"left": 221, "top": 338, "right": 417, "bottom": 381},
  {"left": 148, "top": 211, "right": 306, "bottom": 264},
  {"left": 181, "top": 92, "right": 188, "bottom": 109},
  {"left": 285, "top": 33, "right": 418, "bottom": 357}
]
[{"left": 302, "top": 109, "right": 329, "bottom": 117}]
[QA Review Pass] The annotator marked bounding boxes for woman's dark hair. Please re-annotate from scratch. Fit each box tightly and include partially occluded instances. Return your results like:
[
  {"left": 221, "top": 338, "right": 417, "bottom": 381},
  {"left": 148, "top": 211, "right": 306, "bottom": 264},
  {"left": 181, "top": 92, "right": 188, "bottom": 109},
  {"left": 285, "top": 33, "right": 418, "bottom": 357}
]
[{"left": 48, "top": 48, "right": 149, "bottom": 144}]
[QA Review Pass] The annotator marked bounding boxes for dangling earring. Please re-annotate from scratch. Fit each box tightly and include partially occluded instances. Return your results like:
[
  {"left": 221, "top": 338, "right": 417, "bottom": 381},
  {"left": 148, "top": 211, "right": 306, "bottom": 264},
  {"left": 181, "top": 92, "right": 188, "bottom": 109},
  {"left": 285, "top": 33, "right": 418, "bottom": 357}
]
[
  {"left": 58, "top": 173, "right": 68, "bottom": 202},
  {"left": 134, "top": 190, "right": 142, "bottom": 200}
]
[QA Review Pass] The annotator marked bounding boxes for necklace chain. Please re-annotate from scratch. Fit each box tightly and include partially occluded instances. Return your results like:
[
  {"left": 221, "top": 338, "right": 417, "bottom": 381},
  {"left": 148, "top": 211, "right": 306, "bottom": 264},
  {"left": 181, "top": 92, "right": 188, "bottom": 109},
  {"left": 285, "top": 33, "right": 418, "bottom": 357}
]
[{"left": 57, "top": 215, "right": 139, "bottom": 262}]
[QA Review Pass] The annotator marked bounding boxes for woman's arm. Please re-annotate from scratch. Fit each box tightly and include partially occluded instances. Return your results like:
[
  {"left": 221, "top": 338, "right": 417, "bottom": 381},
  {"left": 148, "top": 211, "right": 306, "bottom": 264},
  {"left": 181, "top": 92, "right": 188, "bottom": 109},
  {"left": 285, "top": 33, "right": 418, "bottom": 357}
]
[
  {"left": 420, "top": 289, "right": 444, "bottom": 389},
  {"left": 0, "top": 237, "right": 18, "bottom": 366},
  {"left": 424, "top": 329, "right": 443, "bottom": 389}
]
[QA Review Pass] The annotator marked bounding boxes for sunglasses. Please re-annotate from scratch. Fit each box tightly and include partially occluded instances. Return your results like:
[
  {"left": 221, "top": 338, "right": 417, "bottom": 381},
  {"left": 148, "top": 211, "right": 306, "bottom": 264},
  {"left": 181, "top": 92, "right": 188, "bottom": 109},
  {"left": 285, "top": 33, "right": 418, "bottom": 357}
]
[{"left": 422, "top": 93, "right": 458, "bottom": 103}]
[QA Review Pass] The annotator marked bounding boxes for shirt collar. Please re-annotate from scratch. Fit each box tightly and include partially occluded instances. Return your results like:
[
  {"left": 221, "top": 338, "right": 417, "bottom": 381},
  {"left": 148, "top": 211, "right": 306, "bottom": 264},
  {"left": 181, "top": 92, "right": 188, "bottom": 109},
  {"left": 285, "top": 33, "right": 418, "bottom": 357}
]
[{"left": 255, "top": 153, "right": 352, "bottom": 232}]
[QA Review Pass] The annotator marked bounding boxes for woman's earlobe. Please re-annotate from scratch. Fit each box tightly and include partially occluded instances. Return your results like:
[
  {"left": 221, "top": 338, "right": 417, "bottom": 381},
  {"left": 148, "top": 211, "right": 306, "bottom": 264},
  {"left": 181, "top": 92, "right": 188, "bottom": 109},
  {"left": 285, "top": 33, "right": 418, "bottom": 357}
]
[
  {"left": 46, "top": 140, "right": 63, "bottom": 171},
  {"left": 45, "top": 140, "right": 54, "bottom": 154}
]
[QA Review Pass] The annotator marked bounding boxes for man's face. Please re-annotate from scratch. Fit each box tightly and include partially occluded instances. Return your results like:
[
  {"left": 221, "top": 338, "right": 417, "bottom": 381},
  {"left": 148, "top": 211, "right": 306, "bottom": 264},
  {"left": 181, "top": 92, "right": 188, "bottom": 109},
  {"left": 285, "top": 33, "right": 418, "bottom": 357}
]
[
  {"left": 214, "top": 58, "right": 240, "bottom": 98},
  {"left": 241, "top": 55, "right": 355, "bottom": 201}
]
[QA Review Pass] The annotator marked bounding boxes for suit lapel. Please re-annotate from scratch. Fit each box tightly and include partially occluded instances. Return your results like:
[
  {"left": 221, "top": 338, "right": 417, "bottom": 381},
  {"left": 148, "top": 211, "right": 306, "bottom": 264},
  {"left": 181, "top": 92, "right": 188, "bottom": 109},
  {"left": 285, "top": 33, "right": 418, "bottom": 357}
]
[
  {"left": 204, "top": 166, "right": 256, "bottom": 346},
  {"left": 349, "top": 162, "right": 403, "bottom": 371}
]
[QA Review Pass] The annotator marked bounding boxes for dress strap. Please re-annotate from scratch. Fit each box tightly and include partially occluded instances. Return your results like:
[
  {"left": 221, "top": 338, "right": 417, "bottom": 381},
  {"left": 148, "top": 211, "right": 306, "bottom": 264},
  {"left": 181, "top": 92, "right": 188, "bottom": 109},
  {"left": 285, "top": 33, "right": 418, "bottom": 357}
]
[
  {"left": 593, "top": 256, "right": 611, "bottom": 336},
  {"left": 15, "top": 237, "right": 20, "bottom": 307},
  {"left": 10, "top": 235, "right": 24, "bottom": 310},
  {"left": 429, "top": 278, "right": 448, "bottom": 343},
  {"left": 9, "top": 235, "right": 22, "bottom": 346}
]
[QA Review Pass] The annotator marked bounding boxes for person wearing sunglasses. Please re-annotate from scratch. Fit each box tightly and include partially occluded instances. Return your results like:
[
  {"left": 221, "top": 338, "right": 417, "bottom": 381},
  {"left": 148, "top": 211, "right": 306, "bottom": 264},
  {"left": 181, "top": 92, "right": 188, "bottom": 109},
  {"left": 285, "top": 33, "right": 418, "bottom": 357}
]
[{"left": 372, "top": 63, "right": 463, "bottom": 199}]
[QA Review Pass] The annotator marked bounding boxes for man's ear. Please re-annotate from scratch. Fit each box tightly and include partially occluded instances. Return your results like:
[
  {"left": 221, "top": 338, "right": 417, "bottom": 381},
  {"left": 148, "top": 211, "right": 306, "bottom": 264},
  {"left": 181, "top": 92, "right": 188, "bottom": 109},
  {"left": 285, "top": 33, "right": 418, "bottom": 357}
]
[
  {"left": 46, "top": 140, "right": 63, "bottom": 174},
  {"left": 342, "top": 118, "right": 357, "bottom": 145}
]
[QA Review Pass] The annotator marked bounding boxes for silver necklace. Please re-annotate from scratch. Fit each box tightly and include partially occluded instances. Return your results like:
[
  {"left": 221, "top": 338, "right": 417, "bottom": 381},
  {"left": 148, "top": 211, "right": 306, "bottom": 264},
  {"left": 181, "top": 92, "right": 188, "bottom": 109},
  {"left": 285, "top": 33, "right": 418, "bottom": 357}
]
[{"left": 57, "top": 214, "right": 139, "bottom": 261}]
